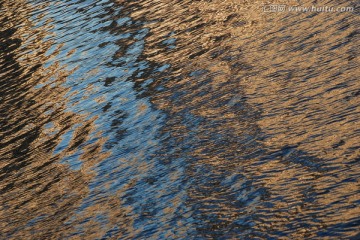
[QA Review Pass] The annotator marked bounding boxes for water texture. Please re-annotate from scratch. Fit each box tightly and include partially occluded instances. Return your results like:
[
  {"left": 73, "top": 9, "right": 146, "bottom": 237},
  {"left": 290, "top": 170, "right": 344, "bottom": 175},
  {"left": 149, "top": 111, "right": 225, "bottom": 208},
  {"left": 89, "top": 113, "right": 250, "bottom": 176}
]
[{"left": 0, "top": 0, "right": 359, "bottom": 239}]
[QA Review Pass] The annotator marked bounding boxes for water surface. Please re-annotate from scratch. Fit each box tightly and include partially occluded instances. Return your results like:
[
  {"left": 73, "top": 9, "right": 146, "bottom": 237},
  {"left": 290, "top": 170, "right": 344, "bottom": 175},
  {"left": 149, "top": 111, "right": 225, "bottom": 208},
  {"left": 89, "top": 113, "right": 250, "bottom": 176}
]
[{"left": 0, "top": 0, "right": 359, "bottom": 239}]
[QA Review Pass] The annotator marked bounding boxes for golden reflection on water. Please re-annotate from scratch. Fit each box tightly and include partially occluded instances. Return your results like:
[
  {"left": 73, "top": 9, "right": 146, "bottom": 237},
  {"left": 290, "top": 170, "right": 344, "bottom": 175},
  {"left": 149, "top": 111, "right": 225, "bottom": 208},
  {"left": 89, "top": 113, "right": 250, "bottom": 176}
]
[
  {"left": 0, "top": 0, "right": 114, "bottom": 238},
  {"left": 129, "top": 0, "right": 359, "bottom": 238},
  {"left": 1, "top": 0, "right": 359, "bottom": 239}
]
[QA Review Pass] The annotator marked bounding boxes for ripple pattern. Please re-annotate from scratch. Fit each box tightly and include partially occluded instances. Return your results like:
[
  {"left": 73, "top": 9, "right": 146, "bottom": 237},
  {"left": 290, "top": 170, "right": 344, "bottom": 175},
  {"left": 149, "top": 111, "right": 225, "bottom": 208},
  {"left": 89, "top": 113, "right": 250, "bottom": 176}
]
[{"left": 0, "top": 0, "right": 359, "bottom": 239}]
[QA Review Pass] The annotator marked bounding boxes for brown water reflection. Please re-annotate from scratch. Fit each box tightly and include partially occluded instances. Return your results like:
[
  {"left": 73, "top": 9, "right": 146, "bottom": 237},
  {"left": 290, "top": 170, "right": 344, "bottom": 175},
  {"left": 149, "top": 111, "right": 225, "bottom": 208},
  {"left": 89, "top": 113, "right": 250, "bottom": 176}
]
[
  {"left": 0, "top": 1, "right": 90, "bottom": 239},
  {"left": 1, "top": 0, "right": 359, "bottom": 239}
]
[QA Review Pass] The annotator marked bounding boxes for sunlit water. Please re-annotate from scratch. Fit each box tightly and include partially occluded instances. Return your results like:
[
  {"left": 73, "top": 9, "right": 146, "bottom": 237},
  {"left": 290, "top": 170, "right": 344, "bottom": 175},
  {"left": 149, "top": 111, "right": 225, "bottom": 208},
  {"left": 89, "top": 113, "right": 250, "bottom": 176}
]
[{"left": 0, "top": 0, "right": 359, "bottom": 239}]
